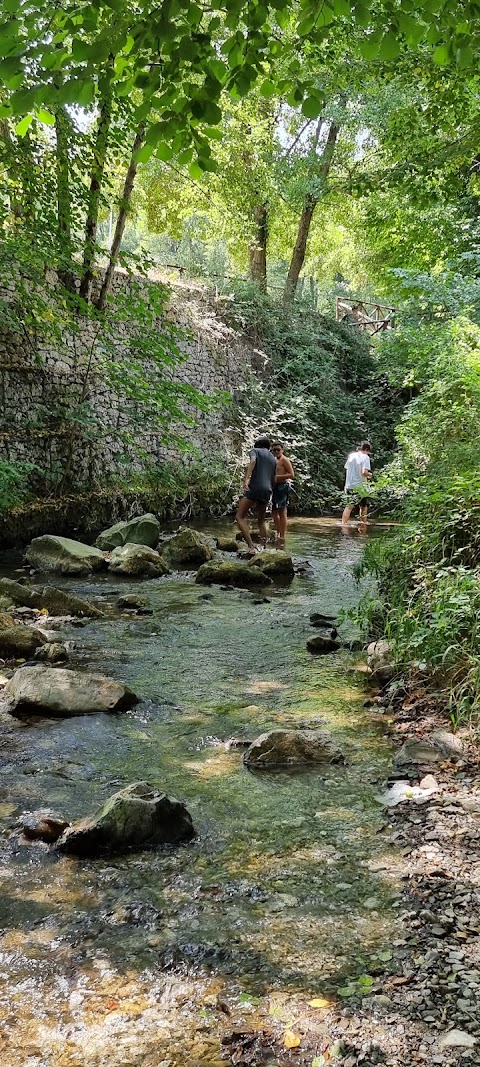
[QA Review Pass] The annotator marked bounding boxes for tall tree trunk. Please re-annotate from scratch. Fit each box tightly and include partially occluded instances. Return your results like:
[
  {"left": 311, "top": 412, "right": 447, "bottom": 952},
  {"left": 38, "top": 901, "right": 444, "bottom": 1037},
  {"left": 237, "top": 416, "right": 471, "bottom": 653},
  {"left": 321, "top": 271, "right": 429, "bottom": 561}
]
[
  {"left": 95, "top": 124, "right": 145, "bottom": 311},
  {"left": 249, "top": 201, "right": 268, "bottom": 288},
  {"left": 284, "top": 121, "right": 339, "bottom": 302},
  {"left": 79, "top": 60, "right": 114, "bottom": 302},
  {"left": 55, "top": 105, "right": 76, "bottom": 292}
]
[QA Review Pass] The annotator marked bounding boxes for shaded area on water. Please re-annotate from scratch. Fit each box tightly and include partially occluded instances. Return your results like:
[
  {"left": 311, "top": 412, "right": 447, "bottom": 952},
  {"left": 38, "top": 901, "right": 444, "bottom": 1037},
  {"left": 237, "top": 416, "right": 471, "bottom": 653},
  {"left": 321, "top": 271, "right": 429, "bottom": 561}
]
[{"left": 0, "top": 520, "right": 398, "bottom": 1066}]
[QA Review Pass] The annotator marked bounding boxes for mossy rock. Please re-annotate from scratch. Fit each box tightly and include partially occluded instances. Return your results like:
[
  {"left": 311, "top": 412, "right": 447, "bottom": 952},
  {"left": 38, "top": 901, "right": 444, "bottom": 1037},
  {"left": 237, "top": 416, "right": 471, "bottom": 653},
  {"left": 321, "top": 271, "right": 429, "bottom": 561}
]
[
  {"left": 196, "top": 560, "right": 272, "bottom": 588},
  {"left": 4, "top": 664, "right": 138, "bottom": 718},
  {"left": 0, "top": 625, "right": 46, "bottom": 659},
  {"left": 244, "top": 729, "right": 345, "bottom": 768},
  {"left": 108, "top": 544, "right": 169, "bottom": 578},
  {"left": 215, "top": 537, "right": 239, "bottom": 553},
  {"left": 0, "top": 596, "right": 15, "bottom": 613},
  {"left": 162, "top": 528, "right": 214, "bottom": 565},
  {"left": 25, "top": 536, "right": 106, "bottom": 576},
  {"left": 57, "top": 781, "right": 195, "bottom": 856},
  {"left": 0, "top": 577, "right": 103, "bottom": 618},
  {"left": 248, "top": 549, "right": 294, "bottom": 577},
  {"left": 95, "top": 513, "right": 160, "bottom": 552}
]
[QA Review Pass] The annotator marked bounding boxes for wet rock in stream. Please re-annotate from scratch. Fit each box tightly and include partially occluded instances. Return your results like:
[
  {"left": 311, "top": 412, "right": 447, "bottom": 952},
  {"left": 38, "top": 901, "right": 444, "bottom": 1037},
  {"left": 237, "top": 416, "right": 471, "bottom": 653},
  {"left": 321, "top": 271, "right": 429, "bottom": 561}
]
[
  {"left": 248, "top": 549, "right": 295, "bottom": 578},
  {"left": 307, "top": 633, "right": 341, "bottom": 654},
  {"left": 25, "top": 535, "right": 107, "bottom": 575},
  {"left": 95, "top": 512, "right": 161, "bottom": 551},
  {"left": 243, "top": 729, "right": 345, "bottom": 767},
  {"left": 117, "top": 593, "right": 152, "bottom": 613},
  {"left": 107, "top": 543, "right": 169, "bottom": 577},
  {"left": 21, "top": 808, "right": 70, "bottom": 843},
  {"left": 196, "top": 560, "right": 272, "bottom": 588},
  {"left": 0, "top": 577, "right": 104, "bottom": 617},
  {"left": 4, "top": 664, "right": 138, "bottom": 717},
  {"left": 162, "top": 527, "right": 214, "bottom": 565},
  {"left": 0, "top": 624, "right": 46, "bottom": 659},
  {"left": 57, "top": 781, "right": 195, "bottom": 856}
]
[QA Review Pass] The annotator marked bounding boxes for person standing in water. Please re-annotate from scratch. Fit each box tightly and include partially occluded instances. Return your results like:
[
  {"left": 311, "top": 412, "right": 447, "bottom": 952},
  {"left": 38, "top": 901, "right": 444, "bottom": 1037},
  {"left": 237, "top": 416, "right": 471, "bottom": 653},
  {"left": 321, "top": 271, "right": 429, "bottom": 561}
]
[
  {"left": 271, "top": 442, "right": 294, "bottom": 546},
  {"left": 236, "top": 436, "right": 277, "bottom": 554},
  {"left": 341, "top": 441, "right": 372, "bottom": 524}
]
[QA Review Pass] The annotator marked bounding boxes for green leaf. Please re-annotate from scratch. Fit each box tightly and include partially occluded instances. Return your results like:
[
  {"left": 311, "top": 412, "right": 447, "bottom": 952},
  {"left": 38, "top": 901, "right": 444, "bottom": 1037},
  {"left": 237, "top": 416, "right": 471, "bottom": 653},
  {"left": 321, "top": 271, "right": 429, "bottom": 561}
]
[
  {"left": 134, "top": 144, "right": 154, "bottom": 163},
  {"left": 301, "top": 95, "right": 323, "bottom": 119},
  {"left": 36, "top": 107, "right": 55, "bottom": 126},
  {"left": 259, "top": 79, "right": 275, "bottom": 98},
  {"left": 15, "top": 113, "right": 33, "bottom": 137},
  {"left": 156, "top": 143, "right": 174, "bottom": 161},
  {"left": 457, "top": 44, "right": 473, "bottom": 68},
  {"left": 378, "top": 32, "right": 401, "bottom": 60},
  {"left": 359, "top": 31, "right": 382, "bottom": 59},
  {"left": 433, "top": 42, "right": 451, "bottom": 64},
  {"left": 189, "top": 160, "right": 204, "bottom": 180}
]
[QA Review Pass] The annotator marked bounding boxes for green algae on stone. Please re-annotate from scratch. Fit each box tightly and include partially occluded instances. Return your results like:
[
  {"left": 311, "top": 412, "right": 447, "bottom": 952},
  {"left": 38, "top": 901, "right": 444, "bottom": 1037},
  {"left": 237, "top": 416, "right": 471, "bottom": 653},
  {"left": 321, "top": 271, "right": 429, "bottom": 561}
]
[
  {"left": 248, "top": 549, "right": 294, "bottom": 577},
  {"left": 196, "top": 560, "right": 273, "bottom": 587},
  {"left": 96, "top": 513, "right": 161, "bottom": 551}
]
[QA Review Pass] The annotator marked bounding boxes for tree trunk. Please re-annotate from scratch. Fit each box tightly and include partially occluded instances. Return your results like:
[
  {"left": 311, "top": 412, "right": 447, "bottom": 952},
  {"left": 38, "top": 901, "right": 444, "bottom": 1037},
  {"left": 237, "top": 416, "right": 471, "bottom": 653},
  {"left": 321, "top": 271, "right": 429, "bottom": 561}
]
[
  {"left": 79, "top": 61, "right": 114, "bottom": 302},
  {"left": 55, "top": 105, "right": 76, "bottom": 292},
  {"left": 249, "top": 201, "right": 268, "bottom": 288},
  {"left": 284, "top": 121, "right": 339, "bottom": 302},
  {"left": 95, "top": 124, "right": 145, "bottom": 311}
]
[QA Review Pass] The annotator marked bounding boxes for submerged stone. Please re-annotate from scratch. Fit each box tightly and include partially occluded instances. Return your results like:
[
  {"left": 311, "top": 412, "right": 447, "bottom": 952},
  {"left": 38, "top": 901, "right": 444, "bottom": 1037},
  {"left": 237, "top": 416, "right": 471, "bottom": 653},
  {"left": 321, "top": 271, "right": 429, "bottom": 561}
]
[
  {"left": 57, "top": 781, "right": 195, "bottom": 856},
  {"left": 196, "top": 560, "right": 272, "bottom": 588},
  {"left": 244, "top": 729, "right": 344, "bottom": 768},
  {"left": 22, "top": 809, "right": 69, "bottom": 844},
  {"left": 0, "top": 577, "right": 104, "bottom": 618},
  {"left": 307, "top": 634, "right": 341, "bottom": 654},
  {"left": 4, "top": 664, "right": 138, "bottom": 718},
  {"left": 248, "top": 549, "right": 294, "bottom": 577},
  {"left": 25, "top": 536, "right": 106, "bottom": 576},
  {"left": 108, "top": 543, "right": 168, "bottom": 578},
  {"left": 162, "top": 528, "right": 214, "bottom": 565},
  {"left": 96, "top": 513, "right": 160, "bottom": 551}
]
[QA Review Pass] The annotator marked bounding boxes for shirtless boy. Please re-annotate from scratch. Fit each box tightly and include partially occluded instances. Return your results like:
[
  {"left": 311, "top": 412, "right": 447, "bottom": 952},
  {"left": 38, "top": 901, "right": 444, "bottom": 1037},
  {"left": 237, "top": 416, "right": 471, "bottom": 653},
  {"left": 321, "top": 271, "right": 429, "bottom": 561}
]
[
  {"left": 236, "top": 436, "right": 277, "bottom": 554},
  {"left": 271, "top": 442, "right": 294, "bottom": 546}
]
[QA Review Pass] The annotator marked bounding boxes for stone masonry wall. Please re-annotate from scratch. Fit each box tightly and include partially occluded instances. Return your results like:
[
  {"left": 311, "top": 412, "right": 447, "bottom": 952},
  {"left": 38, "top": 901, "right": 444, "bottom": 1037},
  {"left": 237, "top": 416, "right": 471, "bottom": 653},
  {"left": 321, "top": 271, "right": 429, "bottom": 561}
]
[{"left": 0, "top": 270, "right": 259, "bottom": 492}]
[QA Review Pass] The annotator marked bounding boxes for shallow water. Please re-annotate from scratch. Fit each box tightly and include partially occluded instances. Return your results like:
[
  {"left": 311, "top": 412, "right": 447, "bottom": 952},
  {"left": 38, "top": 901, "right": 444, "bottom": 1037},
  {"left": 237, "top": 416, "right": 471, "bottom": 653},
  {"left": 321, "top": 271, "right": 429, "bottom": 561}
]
[{"left": 0, "top": 520, "right": 398, "bottom": 1067}]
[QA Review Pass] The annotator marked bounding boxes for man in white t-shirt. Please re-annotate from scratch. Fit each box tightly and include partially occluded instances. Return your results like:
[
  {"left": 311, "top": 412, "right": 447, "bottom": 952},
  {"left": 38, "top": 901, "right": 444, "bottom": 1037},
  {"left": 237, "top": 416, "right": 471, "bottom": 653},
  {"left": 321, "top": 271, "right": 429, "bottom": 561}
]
[{"left": 341, "top": 441, "right": 372, "bottom": 524}]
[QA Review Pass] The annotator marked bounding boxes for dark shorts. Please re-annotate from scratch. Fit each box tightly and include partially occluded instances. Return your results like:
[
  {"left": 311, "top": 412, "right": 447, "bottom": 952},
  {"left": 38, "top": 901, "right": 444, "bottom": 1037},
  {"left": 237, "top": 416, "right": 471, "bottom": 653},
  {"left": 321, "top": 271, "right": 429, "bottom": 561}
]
[
  {"left": 244, "top": 490, "right": 270, "bottom": 505},
  {"left": 343, "top": 489, "right": 368, "bottom": 508},
  {"left": 272, "top": 483, "right": 290, "bottom": 510}
]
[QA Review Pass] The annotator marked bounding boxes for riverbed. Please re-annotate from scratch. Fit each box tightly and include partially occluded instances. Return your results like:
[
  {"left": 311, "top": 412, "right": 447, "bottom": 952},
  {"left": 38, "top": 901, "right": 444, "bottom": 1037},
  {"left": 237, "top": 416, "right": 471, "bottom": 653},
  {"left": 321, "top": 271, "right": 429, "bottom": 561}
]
[{"left": 0, "top": 519, "right": 398, "bottom": 1067}]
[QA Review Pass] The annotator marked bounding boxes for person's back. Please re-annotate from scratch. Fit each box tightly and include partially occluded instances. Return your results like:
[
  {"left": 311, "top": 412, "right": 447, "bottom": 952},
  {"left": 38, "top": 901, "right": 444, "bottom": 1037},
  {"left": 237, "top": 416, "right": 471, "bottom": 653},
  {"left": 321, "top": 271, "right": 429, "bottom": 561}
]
[
  {"left": 345, "top": 449, "right": 370, "bottom": 490},
  {"left": 247, "top": 446, "right": 277, "bottom": 502}
]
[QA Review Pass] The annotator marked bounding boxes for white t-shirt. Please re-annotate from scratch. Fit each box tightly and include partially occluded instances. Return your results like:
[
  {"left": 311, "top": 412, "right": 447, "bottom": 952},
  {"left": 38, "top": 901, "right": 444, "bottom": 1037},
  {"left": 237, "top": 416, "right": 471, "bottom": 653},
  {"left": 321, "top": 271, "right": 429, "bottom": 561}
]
[{"left": 344, "top": 450, "right": 371, "bottom": 490}]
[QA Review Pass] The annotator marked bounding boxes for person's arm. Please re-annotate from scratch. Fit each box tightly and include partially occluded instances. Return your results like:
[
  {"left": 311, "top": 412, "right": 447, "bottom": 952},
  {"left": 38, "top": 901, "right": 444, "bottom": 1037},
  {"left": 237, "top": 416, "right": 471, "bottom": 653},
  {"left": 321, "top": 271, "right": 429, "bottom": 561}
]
[
  {"left": 243, "top": 453, "right": 256, "bottom": 490},
  {"left": 276, "top": 459, "right": 295, "bottom": 483},
  {"left": 362, "top": 458, "right": 372, "bottom": 480}
]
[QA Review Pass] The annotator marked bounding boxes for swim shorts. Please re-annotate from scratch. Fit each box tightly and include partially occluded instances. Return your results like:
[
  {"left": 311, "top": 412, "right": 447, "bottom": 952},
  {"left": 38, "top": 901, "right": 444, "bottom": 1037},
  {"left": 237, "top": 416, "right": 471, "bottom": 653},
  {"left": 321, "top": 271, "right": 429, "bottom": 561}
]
[{"left": 272, "top": 483, "right": 290, "bottom": 510}]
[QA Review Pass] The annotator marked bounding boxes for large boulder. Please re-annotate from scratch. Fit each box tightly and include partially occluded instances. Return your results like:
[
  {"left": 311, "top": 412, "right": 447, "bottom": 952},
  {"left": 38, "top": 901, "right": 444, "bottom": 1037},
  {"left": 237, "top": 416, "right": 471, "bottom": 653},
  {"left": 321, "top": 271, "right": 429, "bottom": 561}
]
[
  {"left": 0, "top": 577, "right": 104, "bottom": 618},
  {"left": 95, "top": 513, "right": 160, "bottom": 552},
  {"left": 57, "top": 781, "right": 195, "bottom": 856},
  {"left": 248, "top": 549, "right": 295, "bottom": 578},
  {"left": 107, "top": 544, "right": 169, "bottom": 578},
  {"left": 4, "top": 664, "right": 138, "bottom": 718},
  {"left": 367, "top": 639, "right": 394, "bottom": 683},
  {"left": 162, "top": 528, "right": 214, "bottom": 565},
  {"left": 0, "top": 624, "right": 46, "bottom": 659},
  {"left": 25, "top": 536, "right": 106, "bottom": 576},
  {"left": 196, "top": 560, "right": 272, "bottom": 588},
  {"left": 244, "top": 729, "right": 344, "bottom": 768}
]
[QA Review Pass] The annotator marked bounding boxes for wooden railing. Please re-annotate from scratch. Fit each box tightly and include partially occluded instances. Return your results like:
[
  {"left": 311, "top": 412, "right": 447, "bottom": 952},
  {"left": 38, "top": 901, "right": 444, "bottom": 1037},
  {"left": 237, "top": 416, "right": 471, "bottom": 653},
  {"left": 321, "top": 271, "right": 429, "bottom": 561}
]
[{"left": 336, "top": 297, "right": 396, "bottom": 335}]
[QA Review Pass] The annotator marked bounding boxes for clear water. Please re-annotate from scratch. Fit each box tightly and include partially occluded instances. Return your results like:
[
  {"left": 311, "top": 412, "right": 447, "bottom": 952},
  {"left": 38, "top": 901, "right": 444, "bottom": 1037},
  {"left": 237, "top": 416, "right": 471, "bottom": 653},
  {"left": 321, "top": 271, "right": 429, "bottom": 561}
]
[{"left": 0, "top": 519, "right": 397, "bottom": 1067}]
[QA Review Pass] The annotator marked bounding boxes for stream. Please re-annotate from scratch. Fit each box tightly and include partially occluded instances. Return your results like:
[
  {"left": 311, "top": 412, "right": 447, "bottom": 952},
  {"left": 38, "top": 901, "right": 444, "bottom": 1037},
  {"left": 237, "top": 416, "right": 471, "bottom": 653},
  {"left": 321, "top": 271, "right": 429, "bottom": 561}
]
[{"left": 0, "top": 519, "right": 399, "bottom": 1067}]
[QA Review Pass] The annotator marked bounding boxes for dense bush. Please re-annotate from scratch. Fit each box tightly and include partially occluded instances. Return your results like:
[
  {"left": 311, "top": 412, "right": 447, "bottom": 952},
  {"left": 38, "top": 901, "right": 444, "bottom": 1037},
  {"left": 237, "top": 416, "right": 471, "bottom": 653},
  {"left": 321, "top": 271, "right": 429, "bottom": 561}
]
[{"left": 224, "top": 284, "right": 400, "bottom": 510}]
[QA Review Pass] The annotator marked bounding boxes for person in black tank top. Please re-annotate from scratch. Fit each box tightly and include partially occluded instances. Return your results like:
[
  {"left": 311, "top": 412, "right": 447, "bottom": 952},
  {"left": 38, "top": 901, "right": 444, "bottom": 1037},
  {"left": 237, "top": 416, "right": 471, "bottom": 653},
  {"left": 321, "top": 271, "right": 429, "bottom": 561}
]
[{"left": 236, "top": 436, "right": 277, "bottom": 554}]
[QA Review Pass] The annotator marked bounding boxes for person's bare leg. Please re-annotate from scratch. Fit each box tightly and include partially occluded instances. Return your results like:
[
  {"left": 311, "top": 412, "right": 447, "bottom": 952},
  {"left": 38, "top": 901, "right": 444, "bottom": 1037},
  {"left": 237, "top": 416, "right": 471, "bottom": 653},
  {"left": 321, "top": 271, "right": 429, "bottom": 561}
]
[
  {"left": 272, "top": 508, "right": 280, "bottom": 540},
  {"left": 341, "top": 503, "right": 354, "bottom": 524},
  {"left": 359, "top": 504, "right": 368, "bottom": 522},
  {"left": 277, "top": 507, "right": 287, "bottom": 545},
  {"left": 256, "top": 502, "right": 268, "bottom": 546},
  {"left": 236, "top": 497, "right": 255, "bottom": 552}
]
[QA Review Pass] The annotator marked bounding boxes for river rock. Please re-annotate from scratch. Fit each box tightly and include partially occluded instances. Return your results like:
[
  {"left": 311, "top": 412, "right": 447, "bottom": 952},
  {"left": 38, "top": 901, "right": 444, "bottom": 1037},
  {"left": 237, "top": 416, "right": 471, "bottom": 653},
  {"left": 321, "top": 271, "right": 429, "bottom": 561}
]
[
  {"left": 216, "top": 537, "right": 239, "bottom": 552},
  {"left": 25, "top": 536, "right": 106, "bottom": 576},
  {"left": 4, "top": 664, "right": 138, "bottom": 718},
  {"left": 0, "top": 596, "right": 15, "bottom": 612},
  {"left": 395, "top": 738, "right": 442, "bottom": 766},
  {"left": 22, "top": 809, "right": 69, "bottom": 844},
  {"left": 57, "top": 781, "right": 195, "bottom": 856},
  {"left": 162, "top": 527, "right": 214, "bottom": 565},
  {"left": 117, "top": 594, "right": 152, "bottom": 613},
  {"left": 108, "top": 544, "right": 169, "bottom": 578},
  {"left": 196, "top": 560, "right": 272, "bottom": 588},
  {"left": 243, "top": 729, "right": 344, "bottom": 767},
  {"left": 438, "top": 1030, "right": 476, "bottom": 1049},
  {"left": 0, "top": 625, "right": 46, "bottom": 659},
  {"left": 367, "top": 639, "right": 394, "bottom": 682},
  {"left": 248, "top": 549, "right": 295, "bottom": 577},
  {"left": 34, "top": 642, "right": 69, "bottom": 663},
  {"left": 429, "top": 729, "right": 463, "bottom": 758},
  {"left": 0, "top": 577, "right": 104, "bottom": 618},
  {"left": 95, "top": 513, "right": 160, "bottom": 551},
  {"left": 307, "top": 634, "right": 341, "bottom": 654}
]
